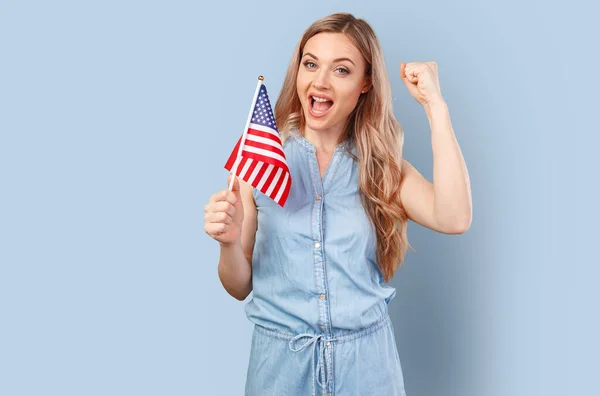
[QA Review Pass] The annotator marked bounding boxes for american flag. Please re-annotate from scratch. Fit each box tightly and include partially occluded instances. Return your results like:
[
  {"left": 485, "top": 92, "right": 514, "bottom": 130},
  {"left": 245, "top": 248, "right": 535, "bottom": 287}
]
[{"left": 224, "top": 83, "right": 291, "bottom": 207}]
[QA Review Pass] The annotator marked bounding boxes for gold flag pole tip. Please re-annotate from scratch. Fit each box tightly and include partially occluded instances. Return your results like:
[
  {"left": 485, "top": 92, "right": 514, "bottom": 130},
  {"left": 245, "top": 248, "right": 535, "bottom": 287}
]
[{"left": 258, "top": 75, "right": 264, "bottom": 81}]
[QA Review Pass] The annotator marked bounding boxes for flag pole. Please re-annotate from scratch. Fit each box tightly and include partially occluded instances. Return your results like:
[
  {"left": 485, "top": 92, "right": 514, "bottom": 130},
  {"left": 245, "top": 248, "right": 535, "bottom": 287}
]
[{"left": 228, "top": 75, "right": 264, "bottom": 191}]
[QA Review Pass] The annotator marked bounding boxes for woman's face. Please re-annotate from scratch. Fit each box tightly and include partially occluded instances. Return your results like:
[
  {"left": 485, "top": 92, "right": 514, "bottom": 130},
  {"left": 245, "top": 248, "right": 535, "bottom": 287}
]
[{"left": 296, "top": 32, "right": 370, "bottom": 134}]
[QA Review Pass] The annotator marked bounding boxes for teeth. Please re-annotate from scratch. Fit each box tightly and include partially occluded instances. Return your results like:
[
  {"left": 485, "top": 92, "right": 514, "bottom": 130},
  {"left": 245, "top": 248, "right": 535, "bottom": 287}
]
[{"left": 312, "top": 96, "right": 331, "bottom": 102}]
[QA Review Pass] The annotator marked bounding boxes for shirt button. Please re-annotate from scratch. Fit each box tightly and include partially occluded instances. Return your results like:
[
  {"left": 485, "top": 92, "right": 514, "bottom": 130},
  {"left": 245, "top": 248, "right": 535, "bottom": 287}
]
[
  {"left": 316, "top": 195, "right": 322, "bottom": 200},
  {"left": 315, "top": 242, "right": 321, "bottom": 248},
  {"left": 319, "top": 294, "right": 326, "bottom": 300}
]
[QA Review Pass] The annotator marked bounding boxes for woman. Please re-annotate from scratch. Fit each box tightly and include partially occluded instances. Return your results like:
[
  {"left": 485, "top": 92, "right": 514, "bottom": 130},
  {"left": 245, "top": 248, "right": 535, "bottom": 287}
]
[{"left": 204, "top": 12, "right": 472, "bottom": 396}]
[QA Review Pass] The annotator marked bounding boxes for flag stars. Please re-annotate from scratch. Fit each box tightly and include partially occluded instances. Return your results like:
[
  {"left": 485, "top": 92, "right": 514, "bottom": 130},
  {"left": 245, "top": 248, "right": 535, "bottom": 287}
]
[{"left": 249, "top": 85, "right": 278, "bottom": 130}]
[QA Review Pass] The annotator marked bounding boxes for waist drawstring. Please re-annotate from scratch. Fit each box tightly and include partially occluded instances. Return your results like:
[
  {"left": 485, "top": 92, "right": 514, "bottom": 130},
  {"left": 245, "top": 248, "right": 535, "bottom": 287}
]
[{"left": 289, "top": 333, "right": 336, "bottom": 393}]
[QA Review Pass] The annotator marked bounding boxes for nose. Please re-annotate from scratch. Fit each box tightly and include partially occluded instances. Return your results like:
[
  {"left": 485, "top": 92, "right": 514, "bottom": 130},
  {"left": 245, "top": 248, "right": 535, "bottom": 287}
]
[{"left": 312, "top": 69, "right": 330, "bottom": 90}]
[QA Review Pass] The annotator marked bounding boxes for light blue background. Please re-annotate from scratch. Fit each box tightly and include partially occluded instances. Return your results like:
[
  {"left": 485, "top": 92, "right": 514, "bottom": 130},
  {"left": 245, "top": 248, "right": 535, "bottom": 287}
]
[{"left": 1, "top": 1, "right": 597, "bottom": 395}]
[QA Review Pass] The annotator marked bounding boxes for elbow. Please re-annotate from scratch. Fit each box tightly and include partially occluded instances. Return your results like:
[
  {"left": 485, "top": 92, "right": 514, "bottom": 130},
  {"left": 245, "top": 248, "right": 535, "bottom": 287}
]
[
  {"left": 448, "top": 215, "right": 472, "bottom": 234},
  {"left": 434, "top": 199, "right": 472, "bottom": 234},
  {"left": 231, "top": 285, "right": 252, "bottom": 301},
  {"left": 438, "top": 212, "right": 472, "bottom": 234},
  {"left": 233, "top": 291, "right": 250, "bottom": 301},
  {"left": 218, "top": 266, "right": 252, "bottom": 302},
  {"left": 451, "top": 203, "right": 473, "bottom": 234}
]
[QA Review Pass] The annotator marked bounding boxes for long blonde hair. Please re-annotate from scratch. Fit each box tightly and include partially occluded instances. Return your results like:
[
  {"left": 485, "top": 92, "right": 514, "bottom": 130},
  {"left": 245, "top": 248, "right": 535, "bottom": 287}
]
[{"left": 274, "top": 12, "right": 412, "bottom": 282}]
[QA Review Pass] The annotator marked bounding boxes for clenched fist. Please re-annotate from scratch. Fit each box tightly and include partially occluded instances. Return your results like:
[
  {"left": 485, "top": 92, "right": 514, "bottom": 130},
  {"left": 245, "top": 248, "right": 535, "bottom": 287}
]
[{"left": 204, "top": 175, "right": 245, "bottom": 246}]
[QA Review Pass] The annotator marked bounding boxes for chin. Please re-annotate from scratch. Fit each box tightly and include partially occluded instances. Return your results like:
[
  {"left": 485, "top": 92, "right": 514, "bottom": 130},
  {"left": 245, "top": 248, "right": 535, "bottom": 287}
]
[{"left": 306, "top": 118, "right": 331, "bottom": 132}]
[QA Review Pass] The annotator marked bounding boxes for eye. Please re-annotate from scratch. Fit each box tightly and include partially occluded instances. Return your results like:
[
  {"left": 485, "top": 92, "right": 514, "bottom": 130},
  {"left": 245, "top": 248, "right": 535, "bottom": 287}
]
[
  {"left": 336, "top": 67, "right": 349, "bottom": 75},
  {"left": 303, "top": 61, "right": 316, "bottom": 69}
]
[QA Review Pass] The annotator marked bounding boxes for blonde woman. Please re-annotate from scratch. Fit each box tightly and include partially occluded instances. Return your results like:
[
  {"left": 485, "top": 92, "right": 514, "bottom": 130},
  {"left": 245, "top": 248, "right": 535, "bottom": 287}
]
[{"left": 204, "top": 12, "right": 472, "bottom": 396}]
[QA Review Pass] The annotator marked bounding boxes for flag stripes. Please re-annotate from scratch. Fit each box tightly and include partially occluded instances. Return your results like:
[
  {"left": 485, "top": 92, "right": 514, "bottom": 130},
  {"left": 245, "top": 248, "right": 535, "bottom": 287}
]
[{"left": 224, "top": 82, "right": 291, "bottom": 207}]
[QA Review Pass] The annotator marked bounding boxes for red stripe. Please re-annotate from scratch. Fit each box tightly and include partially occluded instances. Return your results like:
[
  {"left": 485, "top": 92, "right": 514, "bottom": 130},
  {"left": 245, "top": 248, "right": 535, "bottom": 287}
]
[
  {"left": 266, "top": 168, "right": 283, "bottom": 201},
  {"left": 235, "top": 157, "right": 249, "bottom": 179},
  {"left": 233, "top": 157, "right": 250, "bottom": 178},
  {"left": 252, "top": 162, "right": 267, "bottom": 185},
  {"left": 259, "top": 165, "right": 278, "bottom": 198},
  {"left": 244, "top": 139, "right": 285, "bottom": 159},
  {"left": 241, "top": 159, "right": 258, "bottom": 183},
  {"left": 242, "top": 151, "right": 289, "bottom": 174},
  {"left": 279, "top": 179, "right": 291, "bottom": 207},
  {"left": 224, "top": 137, "right": 242, "bottom": 171},
  {"left": 248, "top": 128, "right": 283, "bottom": 146},
  {"left": 269, "top": 169, "right": 285, "bottom": 201},
  {"left": 276, "top": 172, "right": 291, "bottom": 207}
]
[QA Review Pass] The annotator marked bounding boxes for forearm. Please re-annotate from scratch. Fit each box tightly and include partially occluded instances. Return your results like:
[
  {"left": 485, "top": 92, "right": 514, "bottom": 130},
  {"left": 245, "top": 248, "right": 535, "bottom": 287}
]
[
  {"left": 426, "top": 101, "right": 473, "bottom": 231},
  {"left": 217, "top": 241, "right": 252, "bottom": 301}
]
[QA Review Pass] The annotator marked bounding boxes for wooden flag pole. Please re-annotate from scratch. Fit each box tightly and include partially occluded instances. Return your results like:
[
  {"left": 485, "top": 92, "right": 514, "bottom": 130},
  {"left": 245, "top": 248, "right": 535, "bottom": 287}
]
[{"left": 228, "top": 75, "right": 265, "bottom": 191}]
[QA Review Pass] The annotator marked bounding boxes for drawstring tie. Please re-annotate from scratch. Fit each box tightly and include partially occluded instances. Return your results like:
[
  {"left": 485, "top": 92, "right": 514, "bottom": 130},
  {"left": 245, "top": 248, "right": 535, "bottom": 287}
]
[{"left": 289, "top": 333, "right": 336, "bottom": 394}]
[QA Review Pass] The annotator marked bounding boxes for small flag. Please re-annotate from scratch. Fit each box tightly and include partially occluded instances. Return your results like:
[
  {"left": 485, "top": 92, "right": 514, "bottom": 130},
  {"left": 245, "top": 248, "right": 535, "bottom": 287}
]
[{"left": 224, "top": 81, "right": 291, "bottom": 207}]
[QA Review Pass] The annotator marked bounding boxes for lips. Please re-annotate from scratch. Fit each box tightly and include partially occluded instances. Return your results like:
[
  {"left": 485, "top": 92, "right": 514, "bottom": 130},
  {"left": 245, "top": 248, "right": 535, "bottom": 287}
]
[
  {"left": 308, "top": 93, "right": 334, "bottom": 118},
  {"left": 309, "top": 92, "right": 334, "bottom": 102}
]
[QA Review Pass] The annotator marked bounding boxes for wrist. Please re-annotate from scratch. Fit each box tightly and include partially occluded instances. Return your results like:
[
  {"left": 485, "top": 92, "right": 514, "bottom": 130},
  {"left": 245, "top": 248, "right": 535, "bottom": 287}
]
[
  {"left": 424, "top": 99, "right": 448, "bottom": 120},
  {"left": 219, "top": 238, "right": 242, "bottom": 250},
  {"left": 424, "top": 98, "right": 447, "bottom": 111}
]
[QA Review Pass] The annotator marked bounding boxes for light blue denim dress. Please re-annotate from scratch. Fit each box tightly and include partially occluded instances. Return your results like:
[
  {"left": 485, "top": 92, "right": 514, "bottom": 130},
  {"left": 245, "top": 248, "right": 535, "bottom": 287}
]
[{"left": 244, "top": 132, "right": 407, "bottom": 396}]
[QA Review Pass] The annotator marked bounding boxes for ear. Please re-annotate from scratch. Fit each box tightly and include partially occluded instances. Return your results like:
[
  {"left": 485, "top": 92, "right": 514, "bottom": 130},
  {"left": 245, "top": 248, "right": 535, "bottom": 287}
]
[{"left": 361, "top": 76, "right": 372, "bottom": 94}]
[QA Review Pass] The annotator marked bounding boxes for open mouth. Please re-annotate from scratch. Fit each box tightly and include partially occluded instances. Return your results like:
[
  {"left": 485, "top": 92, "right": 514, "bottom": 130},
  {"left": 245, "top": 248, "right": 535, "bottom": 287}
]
[{"left": 309, "top": 95, "right": 334, "bottom": 117}]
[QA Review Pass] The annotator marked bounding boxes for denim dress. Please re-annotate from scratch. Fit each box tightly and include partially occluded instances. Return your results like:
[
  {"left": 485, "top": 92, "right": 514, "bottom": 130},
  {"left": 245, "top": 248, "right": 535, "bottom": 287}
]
[{"left": 244, "top": 132, "right": 407, "bottom": 396}]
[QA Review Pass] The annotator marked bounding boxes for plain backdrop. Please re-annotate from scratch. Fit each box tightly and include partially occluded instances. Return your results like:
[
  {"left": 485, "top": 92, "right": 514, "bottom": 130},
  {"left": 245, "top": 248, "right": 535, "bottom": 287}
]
[{"left": 1, "top": 1, "right": 597, "bottom": 395}]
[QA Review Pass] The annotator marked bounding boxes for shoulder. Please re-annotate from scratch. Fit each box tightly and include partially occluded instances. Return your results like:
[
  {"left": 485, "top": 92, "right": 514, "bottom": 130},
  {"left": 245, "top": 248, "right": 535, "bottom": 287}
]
[
  {"left": 400, "top": 158, "right": 415, "bottom": 176},
  {"left": 282, "top": 131, "right": 300, "bottom": 150}
]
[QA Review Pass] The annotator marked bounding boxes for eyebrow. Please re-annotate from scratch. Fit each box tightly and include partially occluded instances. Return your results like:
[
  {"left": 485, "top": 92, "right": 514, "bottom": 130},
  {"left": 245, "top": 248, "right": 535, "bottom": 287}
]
[{"left": 302, "top": 52, "right": 355, "bottom": 66}]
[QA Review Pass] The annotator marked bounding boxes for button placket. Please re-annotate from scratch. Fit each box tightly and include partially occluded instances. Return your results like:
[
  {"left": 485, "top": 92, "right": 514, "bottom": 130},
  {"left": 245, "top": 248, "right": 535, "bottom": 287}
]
[{"left": 308, "top": 144, "right": 334, "bottom": 341}]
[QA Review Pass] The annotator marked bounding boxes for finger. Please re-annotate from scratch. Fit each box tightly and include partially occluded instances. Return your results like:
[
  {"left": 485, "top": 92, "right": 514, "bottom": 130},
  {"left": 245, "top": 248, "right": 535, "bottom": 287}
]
[
  {"left": 205, "top": 222, "right": 229, "bottom": 236},
  {"left": 205, "top": 202, "right": 234, "bottom": 219},
  {"left": 404, "top": 65, "right": 419, "bottom": 83},
  {"left": 209, "top": 190, "right": 225, "bottom": 204},
  {"left": 205, "top": 211, "right": 233, "bottom": 224},
  {"left": 400, "top": 62, "right": 418, "bottom": 85},
  {"left": 207, "top": 200, "right": 235, "bottom": 217},
  {"left": 209, "top": 189, "right": 237, "bottom": 205}
]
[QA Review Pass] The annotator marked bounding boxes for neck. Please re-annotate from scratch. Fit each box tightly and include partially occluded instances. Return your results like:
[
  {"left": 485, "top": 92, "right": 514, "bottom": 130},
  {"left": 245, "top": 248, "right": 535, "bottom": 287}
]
[{"left": 302, "top": 125, "right": 347, "bottom": 153}]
